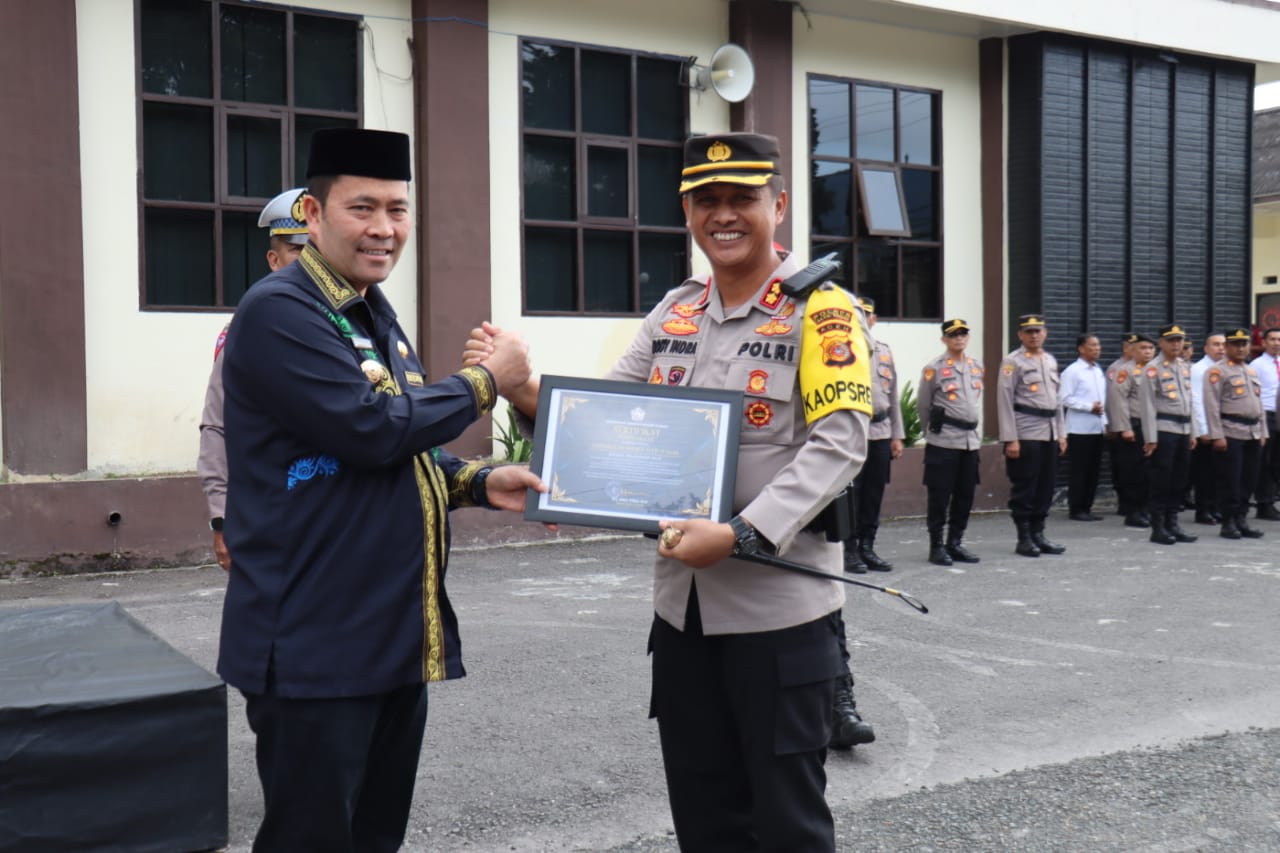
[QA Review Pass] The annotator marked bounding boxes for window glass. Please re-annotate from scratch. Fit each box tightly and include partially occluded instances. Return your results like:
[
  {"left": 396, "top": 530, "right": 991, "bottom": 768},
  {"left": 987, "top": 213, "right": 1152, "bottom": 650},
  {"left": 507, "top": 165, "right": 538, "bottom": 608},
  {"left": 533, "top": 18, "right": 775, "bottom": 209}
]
[
  {"left": 222, "top": 210, "right": 271, "bottom": 306},
  {"left": 902, "top": 247, "right": 941, "bottom": 318},
  {"left": 221, "top": 5, "right": 285, "bottom": 104},
  {"left": 639, "top": 233, "right": 688, "bottom": 310},
  {"left": 809, "top": 79, "right": 850, "bottom": 158},
  {"left": 899, "top": 90, "right": 934, "bottom": 166},
  {"left": 638, "top": 146, "right": 684, "bottom": 227},
  {"left": 295, "top": 15, "right": 358, "bottom": 112},
  {"left": 855, "top": 84, "right": 895, "bottom": 162},
  {"left": 581, "top": 51, "right": 630, "bottom": 136},
  {"left": 809, "top": 241, "right": 854, "bottom": 290},
  {"left": 227, "top": 114, "right": 282, "bottom": 198},
  {"left": 295, "top": 115, "right": 357, "bottom": 187},
  {"left": 524, "top": 136, "right": 576, "bottom": 221},
  {"left": 811, "top": 161, "right": 851, "bottom": 236},
  {"left": 901, "top": 168, "right": 936, "bottom": 241},
  {"left": 859, "top": 167, "right": 909, "bottom": 236},
  {"left": 145, "top": 208, "right": 215, "bottom": 306},
  {"left": 141, "top": 0, "right": 211, "bottom": 97},
  {"left": 584, "top": 231, "right": 633, "bottom": 312},
  {"left": 637, "top": 58, "right": 685, "bottom": 141},
  {"left": 522, "top": 43, "right": 575, "bottom": 131},
  {"left": 143, "top": 103, "right": 213, "bottom": 202},
  {"left": 525, "top": 227, "right": 577, "bottom": 311},
  {"left": 857, "top": 241, "right": 898, "bottom": 318},
  {"left": 587, "top": 146, "right": 629, "bottom": 218}
]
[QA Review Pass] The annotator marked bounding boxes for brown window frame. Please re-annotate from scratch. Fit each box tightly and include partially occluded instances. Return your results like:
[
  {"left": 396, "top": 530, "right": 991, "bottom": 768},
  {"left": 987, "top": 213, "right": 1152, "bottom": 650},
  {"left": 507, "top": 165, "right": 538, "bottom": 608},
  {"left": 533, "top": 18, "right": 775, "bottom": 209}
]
[{"left": 135, "top": 0, "right": 362, "bottom": 311}]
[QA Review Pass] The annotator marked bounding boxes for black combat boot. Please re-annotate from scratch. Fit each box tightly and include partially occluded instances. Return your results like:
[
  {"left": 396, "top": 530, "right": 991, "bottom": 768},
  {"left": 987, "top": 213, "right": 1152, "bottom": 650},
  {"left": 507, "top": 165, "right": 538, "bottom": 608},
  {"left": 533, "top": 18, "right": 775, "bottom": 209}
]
[
  {"left": 1124, "top": 511, "right": 1151, "bottom": 529},
  {"left": 1165, "top": 512, "right": 1198, "bottom": 543},
  {"left": 1031, "top": 519, "right": 1066, "bottom": 555},
  {"left": 927, "top": 531, "right": 952, "bottom": 566},
  {"left": 946, "top": 530, "right": 981, "bottom": 563},
  {"left": 1237, "top": 515, "right": 1265, "bottom": 539},
  {"left": 1256, "top": 503, "right": 1280, "bottom": 521},
  {"left": 859, "top": 535, "right": 893, "bottom": 571},
  {"left": 843, "top": 538, "right": 867, "bottom": 574},
  {"left": 1149, "top": 513, "right": 1177, "bottom": 545},
  {"left": 830, "top": 674, "right": 876, "bottom": 749},
  {"left": 1014, "top": 519, "right": 1040, "bottom": 557},
  {"left": 1220, "top": 516, "right": 1242, "bottom": 539}
]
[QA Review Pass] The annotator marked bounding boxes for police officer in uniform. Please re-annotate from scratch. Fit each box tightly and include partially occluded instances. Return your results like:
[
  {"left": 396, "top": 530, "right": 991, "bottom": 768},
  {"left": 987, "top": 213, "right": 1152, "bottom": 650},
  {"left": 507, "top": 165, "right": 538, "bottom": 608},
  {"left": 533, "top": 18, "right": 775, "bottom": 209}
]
[
  {"left": 842, "top": 295, "right": 904, "bottom": 572},
  {"left": 917, "top": 318, "right": 983, "bottom": 565},
  {"left": 1204, "top": 328, "right": 1268, "bottom": 539},
  {"left": 473, "top": 133, "right": 873, "bottom": 852},
  {"left": 1106, "top": 334, "right": 1156, "bottom": 528},
  {"left": 1137, "top": 324, "right": 1198, "bottom": 545},
  {"left": 997, "top": 314, "right": 1067, "bottom": 557},
  {"left": 198, "top": 187, "right": 310, "bottom": 572},
  {"left": 1190, "top": 333, "right": 1227, "bottom": 524},
  {"left": 1105, "top": 333, "right": 1140, "bottom": 520}
]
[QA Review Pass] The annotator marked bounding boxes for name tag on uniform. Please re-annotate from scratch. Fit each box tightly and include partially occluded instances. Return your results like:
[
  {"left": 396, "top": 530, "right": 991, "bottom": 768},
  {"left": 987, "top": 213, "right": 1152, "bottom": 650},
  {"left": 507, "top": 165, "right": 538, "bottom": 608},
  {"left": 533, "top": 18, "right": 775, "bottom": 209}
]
[{"left": 352, "top": 336, "right": 374, "bottom": 350}]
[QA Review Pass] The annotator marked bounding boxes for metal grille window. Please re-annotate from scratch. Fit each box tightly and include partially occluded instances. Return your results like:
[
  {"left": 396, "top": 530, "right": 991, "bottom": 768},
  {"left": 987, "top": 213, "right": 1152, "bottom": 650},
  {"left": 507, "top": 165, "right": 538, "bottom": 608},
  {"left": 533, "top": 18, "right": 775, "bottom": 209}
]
[
  {"left": 520, "top": 40, "right": 689, "bottom": 315},
  {"left": 138, "top": 0, "right": 360, "bottom": 309},
  {"left": 808, "top": 75, "right": 942, "bottom": 319}
]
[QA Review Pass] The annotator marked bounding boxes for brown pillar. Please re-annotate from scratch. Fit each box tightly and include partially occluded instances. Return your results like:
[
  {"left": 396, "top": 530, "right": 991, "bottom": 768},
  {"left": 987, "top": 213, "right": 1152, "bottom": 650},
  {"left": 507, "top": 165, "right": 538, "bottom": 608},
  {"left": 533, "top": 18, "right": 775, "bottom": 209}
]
[
  {"left": 412, "top": 0, "right": 493, "bottom": 457},
  {"left": 0, "top": 1, "right": 88, "bottom": 475},
  {"left": 729, "top": 0, "right": 794, "bottom": 249},
  {"left": 980, "top": 38, "right": 1006, "bottom": 438}
]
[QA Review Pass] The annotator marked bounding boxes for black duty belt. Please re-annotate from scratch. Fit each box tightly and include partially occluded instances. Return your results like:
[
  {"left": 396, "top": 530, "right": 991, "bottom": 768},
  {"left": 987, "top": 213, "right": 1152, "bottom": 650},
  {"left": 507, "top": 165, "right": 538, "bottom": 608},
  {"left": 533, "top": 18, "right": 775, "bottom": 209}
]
[
  {"left": 941, "top": 414, "right": 979, "bottom": 430},
  {"left": 870, "top": 410, "right": 890, "bottom": 424},
  {"left": 1014, "top": 403, "right": 1056, "bottom": 418},
  {"left": 1156, "top": 413, "right": 1191, "bottom": 424},
  {"left": 1222, "top": 413, "right": 1260, "bottom": 426}
]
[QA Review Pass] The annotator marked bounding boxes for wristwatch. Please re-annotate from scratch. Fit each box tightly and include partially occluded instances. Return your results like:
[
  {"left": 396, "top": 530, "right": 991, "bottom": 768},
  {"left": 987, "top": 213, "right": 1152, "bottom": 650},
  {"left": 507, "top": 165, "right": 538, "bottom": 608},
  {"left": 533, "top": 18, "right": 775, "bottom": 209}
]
[
  {"left": 209, "top": 516, "right": 224, "bottom": 532},
  {"left": 729, "top": 515, "right": 762, "bottom": 557}
]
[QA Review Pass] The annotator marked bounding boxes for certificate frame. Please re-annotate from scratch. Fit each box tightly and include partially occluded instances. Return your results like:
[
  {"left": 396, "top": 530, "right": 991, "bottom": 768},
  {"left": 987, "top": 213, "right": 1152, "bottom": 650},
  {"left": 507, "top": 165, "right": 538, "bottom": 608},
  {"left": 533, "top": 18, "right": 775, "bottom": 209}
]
[{"left": 524, "top": 375, "right": 742, "bottom": 533}]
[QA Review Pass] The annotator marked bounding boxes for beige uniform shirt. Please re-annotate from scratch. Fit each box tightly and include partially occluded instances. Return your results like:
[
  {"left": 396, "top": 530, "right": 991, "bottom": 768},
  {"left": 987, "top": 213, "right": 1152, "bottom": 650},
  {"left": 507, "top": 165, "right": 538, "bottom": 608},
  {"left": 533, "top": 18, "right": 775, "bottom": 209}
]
[
  {"left": 1204, "top": 361, "right": 1269, "bottom": 441},
  {"left": 868, "top": 341, "right": 905, "bottom": 442},
  {"left": 917, "top": 351, "right": 984, "bottom": 450},
  {"left": 197, "top": 328, "right": 230, "bottom": 519},
  {"left": 1138, "top": 356, "right": 1193, "bottom": 438},
  {"left": 608, "top": 254, "right": 871, "bottom": 635},
  {"left": 996, "top": 347, "right": 1064, "bottom": 441},
  {"left": 1105, "top": 357, "right": 1137, "bottom": 433}
]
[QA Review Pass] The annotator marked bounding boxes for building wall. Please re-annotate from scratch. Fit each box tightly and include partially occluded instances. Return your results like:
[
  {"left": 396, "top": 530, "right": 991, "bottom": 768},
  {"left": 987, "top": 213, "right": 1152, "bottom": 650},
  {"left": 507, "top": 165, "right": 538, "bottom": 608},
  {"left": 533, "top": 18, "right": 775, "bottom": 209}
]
[
  {"left": 1254, "top": 210, "right": 1280, "bottom": 324},
  {"left": 75, "top": 0, "right": 417, "bottom": 476}
]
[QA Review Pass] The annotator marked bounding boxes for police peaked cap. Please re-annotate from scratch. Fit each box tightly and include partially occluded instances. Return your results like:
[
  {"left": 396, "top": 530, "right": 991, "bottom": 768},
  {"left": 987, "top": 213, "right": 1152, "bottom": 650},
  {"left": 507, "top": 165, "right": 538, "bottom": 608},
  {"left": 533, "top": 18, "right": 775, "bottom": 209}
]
[
  {"left": 679, "top": 133, "right": 781, "bottom": 193},
  {"left": 306, "top": 128, "right": 412, "bottom": 182},
  {"left": 257, "top": 187, "right": 310, "bottom": 245}
]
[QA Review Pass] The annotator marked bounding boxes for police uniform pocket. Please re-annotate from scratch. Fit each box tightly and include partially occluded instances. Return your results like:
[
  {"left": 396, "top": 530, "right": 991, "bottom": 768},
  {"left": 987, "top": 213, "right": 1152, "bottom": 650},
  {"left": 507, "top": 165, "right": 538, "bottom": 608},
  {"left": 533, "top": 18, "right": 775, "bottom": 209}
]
[
  {"left": 727, "top": 361, "right": 798, "bottom": 442},
  {"left": 774, "top": 638, "right": 843, "bottom": 755}
]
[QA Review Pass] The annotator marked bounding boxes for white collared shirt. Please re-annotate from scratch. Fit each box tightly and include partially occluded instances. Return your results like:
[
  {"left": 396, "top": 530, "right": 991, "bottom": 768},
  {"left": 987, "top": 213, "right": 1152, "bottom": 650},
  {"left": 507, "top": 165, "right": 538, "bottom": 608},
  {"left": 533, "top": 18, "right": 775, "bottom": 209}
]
[
  {"left": 1190, "top": 354, "right": 1221, "bottom": 435},
  {"left": 1060, "top": 357, "right": 1107, "bottom": 434},
  {"left": 1250, "top": 352, "right": 1280, "bottom": 412}
]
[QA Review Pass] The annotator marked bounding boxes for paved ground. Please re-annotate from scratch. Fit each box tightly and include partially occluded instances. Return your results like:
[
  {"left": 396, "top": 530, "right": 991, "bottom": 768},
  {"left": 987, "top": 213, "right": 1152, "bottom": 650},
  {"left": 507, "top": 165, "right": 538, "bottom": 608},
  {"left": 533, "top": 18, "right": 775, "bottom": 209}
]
[{"left": 2, "top": 508, "right": 1279, "bottom": 851}]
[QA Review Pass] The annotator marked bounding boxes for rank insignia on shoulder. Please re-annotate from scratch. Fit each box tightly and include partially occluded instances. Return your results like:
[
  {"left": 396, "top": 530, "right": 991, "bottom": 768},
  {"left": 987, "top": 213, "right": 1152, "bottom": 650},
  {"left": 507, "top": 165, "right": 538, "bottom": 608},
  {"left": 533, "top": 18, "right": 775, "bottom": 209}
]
[
  {"left": 745, "top": 400, "right": 773, "bottom": 428},
  {"left": 748, "top": 369, "right": 768, "bottom": 394},
  {"left": 649, "top": 367, "right": 663, "bottom": 384},
  {"left": 667, "top": 366, "right": 686, "bottom": 385},
  {"left": 662, "top": 317, "right": 699, "bottom": 336},
  {"left": 758, "top": 280, "right": 784, "bottom": 311}
]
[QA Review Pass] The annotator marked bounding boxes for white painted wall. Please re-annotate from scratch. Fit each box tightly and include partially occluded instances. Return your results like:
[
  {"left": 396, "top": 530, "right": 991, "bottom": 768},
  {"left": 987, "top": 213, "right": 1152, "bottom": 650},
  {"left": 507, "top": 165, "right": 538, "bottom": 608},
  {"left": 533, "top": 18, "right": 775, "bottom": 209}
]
[
  {"left": 76, "top": 0, "right": 416, "bottom": 475},
  {"left": 1255, "top": 212, "right": 1280, "bottom": 318}
]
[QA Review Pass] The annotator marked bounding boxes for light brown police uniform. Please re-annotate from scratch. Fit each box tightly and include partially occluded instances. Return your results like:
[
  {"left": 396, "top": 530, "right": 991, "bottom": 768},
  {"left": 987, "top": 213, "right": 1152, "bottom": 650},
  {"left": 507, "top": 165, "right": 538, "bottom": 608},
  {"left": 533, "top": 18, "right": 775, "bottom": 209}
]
[
  {"left": 918, "top": 352, "right": 983, "bottom": 450},
  {"left": 1106, "top": 357, "right": 1147, "bottom": 434},
  {"left": 197, "top": 328, "right": 231, "bottom": 521},
  {"left": 1137, "top": 356, "right": 1193, "bottom": 439},
  {"left": 607, "top": 253, "right": 871, "bottom": 635},
  {"left": 996, "top": 347, "right": 1064, "bottom": 441},
  {"left": 1204, "top": 361, "right": 1268, "bottom": 442},
  {"left": 868, "top": 341, "right": 905, "bottom": 443}
]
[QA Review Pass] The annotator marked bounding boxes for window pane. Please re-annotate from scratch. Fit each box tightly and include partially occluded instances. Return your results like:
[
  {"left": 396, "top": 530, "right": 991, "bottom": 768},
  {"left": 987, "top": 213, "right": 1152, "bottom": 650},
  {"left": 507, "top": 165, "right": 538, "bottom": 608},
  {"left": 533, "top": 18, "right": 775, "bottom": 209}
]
[
  {"left": 587, "top": 146, "right": 629, "bottom": 218},
  {"left": 809, "top": 78, "right": 850, "bottom": 158},
  {"left": 899, "top": 90, "right": 934, "bottom": 166},
  {"left": 638, "top": 146, "right": 683, "bottom": 226},
  {"left": 144, "top": 102, "right": 213, "bottom": 201},
  {"left": 522, "top": 43, "right": 575, "bottom": 131},
  {"left": 809, "top": 241, "right": 854, "bottom": 291},
  {"left": 856, "top": 241, "right": 898, "bottom": 318},
  {"left": 581, "top": 50, "right": 630, "bottom": 136},
  {"left": 145, "top": 208, "right": 214, "bottom": 306},
  {"left": 222, "top": 210, "right": 272, "bottom": 306},
  {"left": 584, "top": 231, "right": 632, "bottom": 312},
  {"left": 141, "top": 0, "right": 211, "bottom": 98},
  {"left": 811, "top": 161, "right": 852, "bottom": 236},
  {"left": 295, "top": 115, "right": 357, "bottom": 186},
  {"left": 524, "top": 135, "right": 576, "bottom": 221},
  {"left": 637, "top": 58, "right": 684, "bottom": 141},
  {"left": 860, "top": 167, "right": 908, "bottom": 236},
  {"left": 902, "top": 246, "right": 941, "bottom": 319},
  {"left": 525, "top": 227, "right": 577, "bottom": 311},
  {"left": 228, "top": 115, "right": 282, "bottom": 198},
  {"left": 856, "top": 84, "right": 895, "bottom": 162},
  {"left": 221, "top": 5, "right": 284, "bottom": 104},
  {"left": 639, "top": 233, "right": 688, "bottom": 310},
  {"left": 901, "top": 168, "right": 936, "bottom": 242},
  {"left": 295, "top": 15, "right": 358, "bottom": 112}
]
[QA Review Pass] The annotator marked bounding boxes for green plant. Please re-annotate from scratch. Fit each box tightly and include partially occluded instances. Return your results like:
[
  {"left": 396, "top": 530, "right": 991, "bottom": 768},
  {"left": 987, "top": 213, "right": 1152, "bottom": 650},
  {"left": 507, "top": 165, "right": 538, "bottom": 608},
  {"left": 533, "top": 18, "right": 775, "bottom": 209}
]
[
  {"left": 491, "top": 405, "right": 533, "bottom": 462},
  {"left": 898, "top": 380, "right": 924, "bottom": 447}
]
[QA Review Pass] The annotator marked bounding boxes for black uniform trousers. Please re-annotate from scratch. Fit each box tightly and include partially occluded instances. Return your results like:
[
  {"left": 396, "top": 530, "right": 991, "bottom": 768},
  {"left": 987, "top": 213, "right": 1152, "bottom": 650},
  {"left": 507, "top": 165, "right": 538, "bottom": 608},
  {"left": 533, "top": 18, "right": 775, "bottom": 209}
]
[
  {"left": 1114, "top": 423, "right": 1150, "bottom": 514},
  {"left": 1147, "top": 430, "right": 1192, "bottom": 516},
  {"left": 1066, "top": 433, "right": 1103, "bottom": 514},
  {"left": 1006, "top": 439, "right": 1057, "bottom": 522},
  {"left": 853, "top": 438, "right": 892, "bottom": 539},
  {"left": 1191, "top": 441, "right": 1218, "bottom": 514},
  {"left": 650, "top": 586, "right": 840, "bottom": 853},
  {"left": 1254, "top": 411, "right": 1280, "bottom": 508},
  {"left": 923, "top": 445, "right": 979, "bottom": 536},
  {"left": 243, "top": 675, "right": 429, "bottom": 853},
  {"left": 1216, "top": 438, "right": 1262, "bottom": 521}
]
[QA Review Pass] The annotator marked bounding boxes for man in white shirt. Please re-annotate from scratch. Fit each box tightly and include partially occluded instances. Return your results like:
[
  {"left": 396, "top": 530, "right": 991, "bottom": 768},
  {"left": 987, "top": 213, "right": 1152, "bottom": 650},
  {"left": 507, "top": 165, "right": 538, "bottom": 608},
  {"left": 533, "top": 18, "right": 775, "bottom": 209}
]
[
  {"left": 1061, "top": 333, "right": 1107, "bottom": 520},
  {"left": 1190, "top": 333, "right": 1226, "bottom": 524},
  {"left": 1248, "top": 327, "right": 1280, "bottom": 520}
]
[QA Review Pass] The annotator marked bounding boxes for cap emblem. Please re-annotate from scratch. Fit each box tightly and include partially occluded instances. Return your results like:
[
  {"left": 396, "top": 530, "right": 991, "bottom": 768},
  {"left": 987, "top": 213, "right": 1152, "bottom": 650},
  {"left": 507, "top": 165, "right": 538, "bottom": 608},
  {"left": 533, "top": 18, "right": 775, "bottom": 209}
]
[{"left": 707, "top": 141, "right": 731, "bottom": 162}]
